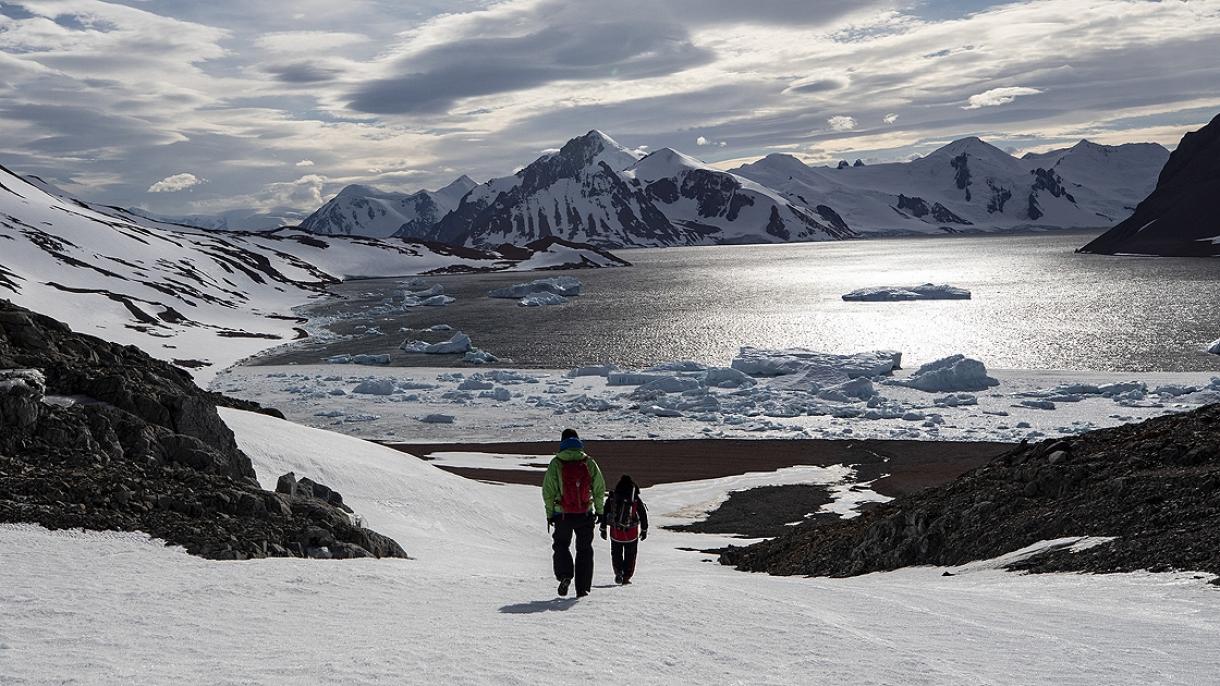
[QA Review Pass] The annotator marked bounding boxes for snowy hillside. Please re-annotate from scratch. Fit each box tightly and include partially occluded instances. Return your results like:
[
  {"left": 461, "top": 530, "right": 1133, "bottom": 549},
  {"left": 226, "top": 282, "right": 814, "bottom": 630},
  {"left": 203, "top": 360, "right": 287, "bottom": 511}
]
[
  {"left": 128, "top": 207, "right": 302, "bottom": 232},
  {"left": 300, "top": 176, "right": 478, "bottom": 239},
  {"left": 0, "top": 164, "right": 620, "bottom": 382},
  {"left": 735, "top": 138, "right": 1167, "bottom": 236},
  {"left": 2, "top": 407, "right": 1216, "bottom": 683}
]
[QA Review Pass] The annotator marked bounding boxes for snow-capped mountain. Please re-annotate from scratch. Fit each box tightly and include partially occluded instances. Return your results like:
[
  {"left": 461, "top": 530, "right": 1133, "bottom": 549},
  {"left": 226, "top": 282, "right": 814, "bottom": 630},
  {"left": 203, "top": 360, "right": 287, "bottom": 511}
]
[
  {"left": 431, "top": 130, "right": 852, "bottom": 248},
  {"left": 430, "top": 130, "right": 686, "bottom": 247},
  {"left": 0, "top": 163, "right": 623, "bottom": 381},
  {"left": 300, "top": 176, "right": 478, "bottom": 239},
  {"left": 624, "top": 147, "right": 853, "bottom": 243},
  {"left": 734, "top": 137, "right": 1167, "bottom": 236}
]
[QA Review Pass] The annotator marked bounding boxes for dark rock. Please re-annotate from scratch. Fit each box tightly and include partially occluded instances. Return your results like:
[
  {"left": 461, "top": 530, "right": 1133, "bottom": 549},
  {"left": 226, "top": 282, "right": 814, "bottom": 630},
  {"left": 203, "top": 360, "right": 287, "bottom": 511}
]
[
  {"left": 723, "top": 404, "right": 1220, "bottom": 580},
  {"left": 1080, "top": 112, "right": 1220, "bottom": 256},
  {"left": 0, "top": 299, "right": 407, "bottom": 561}
]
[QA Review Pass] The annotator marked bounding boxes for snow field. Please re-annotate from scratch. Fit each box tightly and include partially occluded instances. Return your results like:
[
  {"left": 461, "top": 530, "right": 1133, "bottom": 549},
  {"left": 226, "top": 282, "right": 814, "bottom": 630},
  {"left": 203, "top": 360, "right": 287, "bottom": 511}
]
[{"left": 2, "top": 409, "right": 1218, "bottom": 684}]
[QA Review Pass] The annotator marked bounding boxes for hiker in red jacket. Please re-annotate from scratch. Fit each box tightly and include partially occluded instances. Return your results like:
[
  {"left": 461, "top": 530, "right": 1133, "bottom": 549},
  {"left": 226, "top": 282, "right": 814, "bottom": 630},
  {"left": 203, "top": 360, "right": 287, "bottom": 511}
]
[
  {"left": 542, "top": 429, "right": 606, "bottom": 598},
  {"left": 600, "top": 475, "right": 649, "bottom": 585}
]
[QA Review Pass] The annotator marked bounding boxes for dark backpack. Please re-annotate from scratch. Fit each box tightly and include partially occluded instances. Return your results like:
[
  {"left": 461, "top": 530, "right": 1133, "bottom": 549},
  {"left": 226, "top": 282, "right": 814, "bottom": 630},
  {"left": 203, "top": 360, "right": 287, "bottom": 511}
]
[
  {"left": 558, "top": 458, "right": 592, "bottom": 514},
  {"left": 610, "top": 487, "right": 638, "bottom": 529}
]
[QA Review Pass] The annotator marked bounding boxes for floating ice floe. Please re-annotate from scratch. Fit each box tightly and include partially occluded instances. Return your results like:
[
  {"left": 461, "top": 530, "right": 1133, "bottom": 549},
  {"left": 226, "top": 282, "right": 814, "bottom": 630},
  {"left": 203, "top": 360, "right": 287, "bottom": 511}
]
[
  {"left": 429, "top": 324, "right": 453, "bottom": 332},
  {"left": 489, "top": 276, "right": 582, "bottom": 299},
  {"left": 730, "top": 347, "right": 901, "bottom": 380},
  {"left": 400, "top": 332, "right": 473, "bottom": 354},
  {"left": 1207, "top": 338, "right": 1220, "bottom": 355},
  {"left": 841, "top": 283, "right": 971, "bottom": 302},
  {"left": 351, "top": 354, "right": 391, "bottom": 365},
  {"left": 519, "top": 292, "right": 568, "bottom": 307},
  {"left": 420, "top": 413, "right": 455, "bottom": 424},
  {"left": 464, "top": 349, "right": 498, "bottom": 365},
  {"left": 568, "top": 364, "right": 618, "bottom": 378},
  {"left": 890, "top": 354, "right": 998, "bottom": 392}
]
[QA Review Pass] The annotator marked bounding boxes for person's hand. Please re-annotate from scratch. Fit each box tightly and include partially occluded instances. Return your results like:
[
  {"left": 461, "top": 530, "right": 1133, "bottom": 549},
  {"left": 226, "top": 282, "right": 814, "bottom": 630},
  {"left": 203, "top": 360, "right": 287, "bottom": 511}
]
[
  {"left": 600, "top": 526, "right": 607, "bottom": 540},
  {"left": 640, "top": 529, "right": 648, "bottom": 541}
]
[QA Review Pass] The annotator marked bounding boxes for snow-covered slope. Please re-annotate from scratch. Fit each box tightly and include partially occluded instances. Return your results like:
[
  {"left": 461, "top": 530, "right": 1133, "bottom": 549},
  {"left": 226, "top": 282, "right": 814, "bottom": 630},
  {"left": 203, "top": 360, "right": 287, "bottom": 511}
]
[
  {"left": 734, "top": 138, "right": 1168, "bottom": 236},
  {"left": 0, "top": 164, "right": 620, "bottom": 382},
  {"left": 300, "top": 176, "right": 478, "bottom": 239},
  {"left": 3, "top": 408, "right": 1217, "bottom": 683}
]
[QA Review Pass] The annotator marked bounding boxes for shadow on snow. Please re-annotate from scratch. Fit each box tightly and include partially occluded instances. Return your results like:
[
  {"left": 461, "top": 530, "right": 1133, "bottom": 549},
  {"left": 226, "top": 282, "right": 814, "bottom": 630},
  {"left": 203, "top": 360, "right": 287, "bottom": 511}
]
[{"left": 499, "top": 598, "right": 579, "bottom": 614}]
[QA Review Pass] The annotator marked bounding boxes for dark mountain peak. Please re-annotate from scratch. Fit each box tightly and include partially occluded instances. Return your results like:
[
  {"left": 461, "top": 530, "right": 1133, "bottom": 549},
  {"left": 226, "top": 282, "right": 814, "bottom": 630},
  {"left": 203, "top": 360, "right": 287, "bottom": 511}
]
[{"left": 1080, "top": 111, "right": 1220, "bottom": 257}]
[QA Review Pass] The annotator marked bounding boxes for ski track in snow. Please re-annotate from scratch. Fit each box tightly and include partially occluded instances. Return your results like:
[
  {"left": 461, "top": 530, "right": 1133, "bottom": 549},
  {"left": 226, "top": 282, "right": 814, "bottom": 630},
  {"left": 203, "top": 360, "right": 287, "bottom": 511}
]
[{"left": 2, "top": 409, "right": 1218, "bottom": 685}]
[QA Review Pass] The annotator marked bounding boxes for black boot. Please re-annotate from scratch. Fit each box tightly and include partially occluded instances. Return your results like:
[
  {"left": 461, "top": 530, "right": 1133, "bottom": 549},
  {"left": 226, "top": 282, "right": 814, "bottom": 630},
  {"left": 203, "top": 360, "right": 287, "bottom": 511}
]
[{"left": 558, "top": 578, "right": 571, "bottom": 596}]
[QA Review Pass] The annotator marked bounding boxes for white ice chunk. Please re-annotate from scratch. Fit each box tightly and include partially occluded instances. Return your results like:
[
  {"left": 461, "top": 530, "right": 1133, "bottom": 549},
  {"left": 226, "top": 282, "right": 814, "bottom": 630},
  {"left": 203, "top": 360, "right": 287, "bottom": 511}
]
[
  {"left": 519, "top": 292, "right": 568, "bottom": 307},
  {"left": 351, "top": 378, "right": 397, "bottom": 395},
  {"left": 842, "top": 283, "right": 971, "bottom": 302},
  {"left": 489, "top": 276, "right": 582, "bottom": 299},
  {"left": 464, "top": 349, "right": 498, "bottom": 365},
  {"left": 892, "top": 354, "right": 998, "bottom": 392},
  {"left": 420, "top": 413, "right": 455, "bottom": 424},
  {"left": 400, "top": 332, "right": 472, "bottom": 354},
  {"left": 703, "top": 367, "right": 755, "bottom": 388},
  {"left": 731, "top": 347, "right": 901, "bottom": 379}
]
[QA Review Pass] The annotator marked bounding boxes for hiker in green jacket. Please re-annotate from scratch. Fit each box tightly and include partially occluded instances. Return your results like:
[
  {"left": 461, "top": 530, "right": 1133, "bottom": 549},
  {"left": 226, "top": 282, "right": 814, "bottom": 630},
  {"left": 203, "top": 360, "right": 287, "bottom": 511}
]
[{"left": 542, "top": 428, "right": 606, "bottom": 598}]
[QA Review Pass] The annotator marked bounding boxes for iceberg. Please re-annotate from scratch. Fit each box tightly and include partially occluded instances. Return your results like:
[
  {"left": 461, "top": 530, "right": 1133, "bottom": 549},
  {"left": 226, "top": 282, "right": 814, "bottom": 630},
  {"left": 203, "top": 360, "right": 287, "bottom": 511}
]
[
  {"left": 400, "top": 332, "right": 473, "bottom": 354},
  {"left": 1209, "top": 339, "right": 1220, "bottom": 355},
  {"left": 519, "top": 292, "right": 568, "bottom": 307},
  {"left": 891, "top": 355, "right": 999, "bottom": 392},
  {"left": 351, "top": 378, "right": 397, "bottom": 395},
  {"left": 489, "top": 276, "right": 582, "bottom": 299},
  {"left": 464, "top": 349, "right": 498, "bottom": 365},
  {"left": 731, "top": 347, "right": 901, "bottom": 380},
  {"left": 841, "top": 283, "right": 971, "bottom": 302}
]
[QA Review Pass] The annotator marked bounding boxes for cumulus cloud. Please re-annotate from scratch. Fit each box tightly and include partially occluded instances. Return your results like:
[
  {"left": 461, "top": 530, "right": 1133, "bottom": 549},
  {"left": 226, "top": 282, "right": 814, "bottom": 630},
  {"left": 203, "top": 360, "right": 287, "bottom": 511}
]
[
  {"left": 696, "top": 136, "right": 727, "bottom": 147},
  {"left": 696, "top": 136, "right": 709, "bottom": 146},
  {"left": 883, "top": 113, "right": 899, "bottom": 124},
  {"left": 295, "top": 160, "right": 314, "bottom": 167},
  {"left": 827, "top": 115, "right": 857, "bottom": 131},
  {"left": 963, "top": 87, "right": 1044, "bottom": 109},
  {"left": 148, "top": 173, "right": 201, "bottom": 193}
]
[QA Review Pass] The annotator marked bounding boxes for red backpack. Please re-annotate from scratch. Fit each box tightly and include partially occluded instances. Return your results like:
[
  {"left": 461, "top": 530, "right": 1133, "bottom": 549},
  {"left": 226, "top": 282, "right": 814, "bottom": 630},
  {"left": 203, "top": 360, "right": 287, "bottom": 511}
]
[{"left": 558, "top": 458, "right": 593, "bottom": 514}]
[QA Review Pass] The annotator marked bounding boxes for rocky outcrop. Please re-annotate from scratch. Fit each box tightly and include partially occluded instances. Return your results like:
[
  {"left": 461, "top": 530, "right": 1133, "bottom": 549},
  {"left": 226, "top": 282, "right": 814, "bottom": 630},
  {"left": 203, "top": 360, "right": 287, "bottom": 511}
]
[
  {"left": 721, "top": 403, "right": 1220, "bottom": 582},
  {"left": 0, "top": 299, "right": 406, "bottom": 560},
  {"left": 1080, "top": 112, "right": 1220, "bottom": 257}
]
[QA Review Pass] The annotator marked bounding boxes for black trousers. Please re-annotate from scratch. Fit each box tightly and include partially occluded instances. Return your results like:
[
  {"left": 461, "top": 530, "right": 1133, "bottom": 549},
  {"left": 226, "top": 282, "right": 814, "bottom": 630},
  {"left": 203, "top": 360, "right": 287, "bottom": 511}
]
[
  {"left": 552, "top": 512, "right": 595, "bottom": 594},
  {"left": 611, "top": 540, "right": 638, "bottom": 581}
]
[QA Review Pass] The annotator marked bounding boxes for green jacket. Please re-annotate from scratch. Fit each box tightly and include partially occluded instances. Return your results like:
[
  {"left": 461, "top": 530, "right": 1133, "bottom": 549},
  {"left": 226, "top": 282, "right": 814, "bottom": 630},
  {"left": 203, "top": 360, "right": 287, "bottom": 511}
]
[{"left": 542, "top": 449, "right": 606, "bottom": 517}]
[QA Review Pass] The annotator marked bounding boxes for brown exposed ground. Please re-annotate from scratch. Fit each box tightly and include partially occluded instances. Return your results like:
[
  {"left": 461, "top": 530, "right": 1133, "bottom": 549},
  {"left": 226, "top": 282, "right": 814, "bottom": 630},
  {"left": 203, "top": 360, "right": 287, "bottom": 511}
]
[{"left": 383, "top": 438, "right": 1013, "bottom": 498}]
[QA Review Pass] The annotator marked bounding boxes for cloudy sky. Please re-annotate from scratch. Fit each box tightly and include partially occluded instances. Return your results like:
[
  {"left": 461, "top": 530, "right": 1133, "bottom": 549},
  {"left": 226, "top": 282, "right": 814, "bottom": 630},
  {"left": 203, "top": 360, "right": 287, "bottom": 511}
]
[{"left": 2, "top": 0, "right": 1218, "bottom": 216}]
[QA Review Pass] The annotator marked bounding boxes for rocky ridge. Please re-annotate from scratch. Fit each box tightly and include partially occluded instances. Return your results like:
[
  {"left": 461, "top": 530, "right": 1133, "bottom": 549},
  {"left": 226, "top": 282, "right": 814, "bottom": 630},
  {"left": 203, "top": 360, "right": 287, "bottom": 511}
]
[
  {"left": 721, "top": 403, "right": 1220, "bottom": 582},
  {"left": 0, "top": 299, "right": 406, "bottom": 560},
  {"left": 1080, "top": 112, "right": 1220, "bottom": 257}
]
